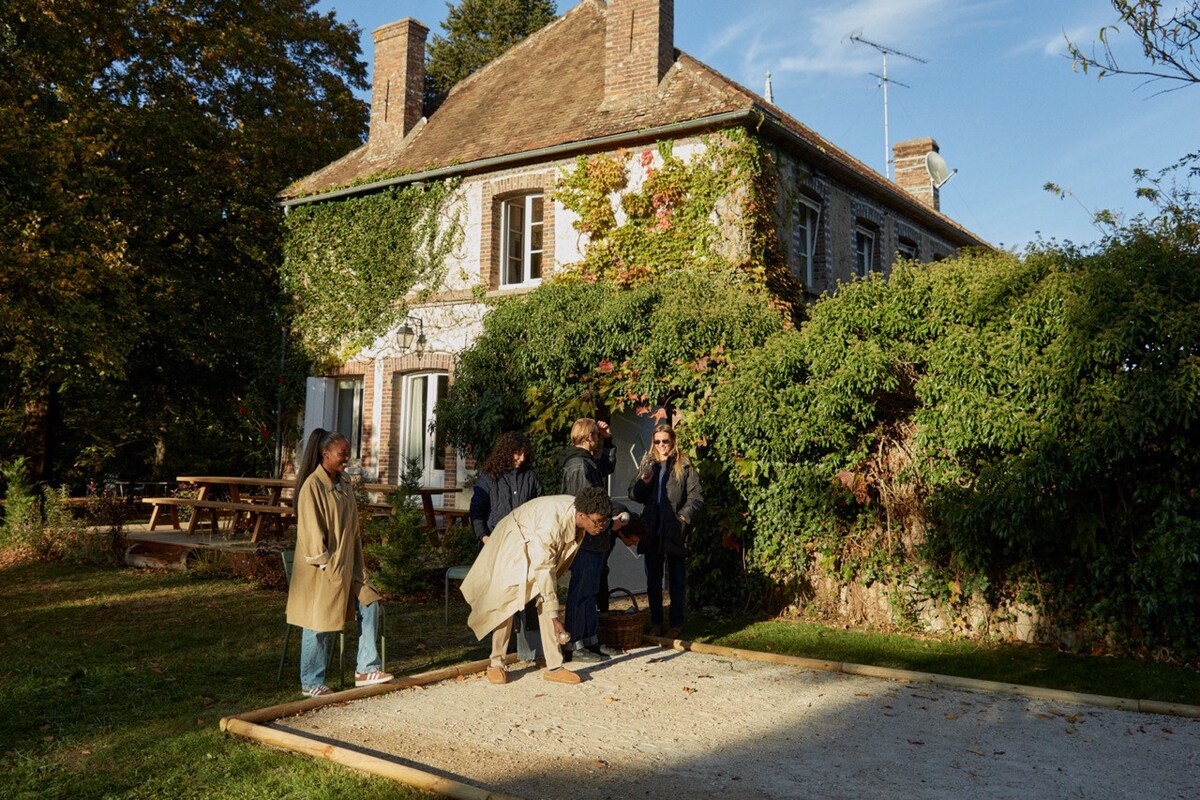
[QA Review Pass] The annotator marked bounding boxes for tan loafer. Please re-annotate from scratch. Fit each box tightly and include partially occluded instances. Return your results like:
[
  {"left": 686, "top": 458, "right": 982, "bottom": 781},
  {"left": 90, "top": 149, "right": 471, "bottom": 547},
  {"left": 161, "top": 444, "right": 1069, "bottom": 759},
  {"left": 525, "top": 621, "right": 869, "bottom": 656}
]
[
  {"left": 542, "top": 667, "right": 581, "bottom": 685},
  {"left": 486, "top": 666, "right": 508, "bottom": 684}
]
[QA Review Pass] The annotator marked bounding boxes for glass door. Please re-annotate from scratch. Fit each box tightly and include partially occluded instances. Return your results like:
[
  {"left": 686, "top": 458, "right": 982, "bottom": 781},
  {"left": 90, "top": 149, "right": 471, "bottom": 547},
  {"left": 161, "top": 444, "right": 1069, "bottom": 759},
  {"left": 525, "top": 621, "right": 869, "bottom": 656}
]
[{"left": 400, "top": 372, "right": 449, "bottom": 489}]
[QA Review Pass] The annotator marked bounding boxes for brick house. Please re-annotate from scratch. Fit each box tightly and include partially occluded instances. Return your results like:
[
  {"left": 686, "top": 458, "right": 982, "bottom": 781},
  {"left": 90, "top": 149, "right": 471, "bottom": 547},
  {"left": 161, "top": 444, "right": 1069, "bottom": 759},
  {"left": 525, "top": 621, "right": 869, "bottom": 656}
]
[{"left": 280, "top": 0, "right": 987, "bottom": 494}]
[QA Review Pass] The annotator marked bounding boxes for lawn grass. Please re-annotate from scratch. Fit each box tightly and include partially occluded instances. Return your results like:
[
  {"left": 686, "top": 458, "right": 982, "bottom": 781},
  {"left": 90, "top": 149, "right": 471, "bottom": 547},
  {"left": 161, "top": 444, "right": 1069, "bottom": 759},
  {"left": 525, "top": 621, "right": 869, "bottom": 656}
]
[
  {"left": 0, "top": 560, "right": 486, "bottom": 799},
  {"left": 3, "top": 560, "right": 1197, "bottom": 799}
]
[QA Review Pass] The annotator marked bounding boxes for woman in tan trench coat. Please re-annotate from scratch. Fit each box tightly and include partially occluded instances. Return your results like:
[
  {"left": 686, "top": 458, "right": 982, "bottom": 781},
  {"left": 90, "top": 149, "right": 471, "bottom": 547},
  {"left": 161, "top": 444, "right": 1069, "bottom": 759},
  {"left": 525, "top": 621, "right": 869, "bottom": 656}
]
[
  {"left": 461, "top": 487, "right": 614, "bottom": 686},
  {"left": 286, "top": 428, "right": 392, "bottom": 697}
]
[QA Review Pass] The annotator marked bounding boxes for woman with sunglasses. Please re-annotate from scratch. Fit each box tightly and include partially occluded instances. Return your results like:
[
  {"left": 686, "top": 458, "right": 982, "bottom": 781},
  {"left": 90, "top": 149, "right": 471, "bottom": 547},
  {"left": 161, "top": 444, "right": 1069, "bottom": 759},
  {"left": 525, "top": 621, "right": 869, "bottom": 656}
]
[{"left": 629, "top": 423, "right": 703, "bottom": 639}]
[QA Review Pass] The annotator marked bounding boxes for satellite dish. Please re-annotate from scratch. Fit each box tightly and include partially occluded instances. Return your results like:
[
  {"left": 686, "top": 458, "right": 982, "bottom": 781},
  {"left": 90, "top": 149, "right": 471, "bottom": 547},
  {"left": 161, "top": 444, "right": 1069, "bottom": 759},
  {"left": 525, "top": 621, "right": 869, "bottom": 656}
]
[{"left": 925, "top": 151, "right": 957, "bottom": 189}]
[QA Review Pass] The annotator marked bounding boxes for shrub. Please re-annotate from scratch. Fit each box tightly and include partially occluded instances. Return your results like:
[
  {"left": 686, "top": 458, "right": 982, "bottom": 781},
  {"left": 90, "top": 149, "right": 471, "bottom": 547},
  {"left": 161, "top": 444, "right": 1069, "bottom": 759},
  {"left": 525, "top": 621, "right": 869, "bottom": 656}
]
[{"left": 0, "top": 456, "right": 40, "bottom": 551}]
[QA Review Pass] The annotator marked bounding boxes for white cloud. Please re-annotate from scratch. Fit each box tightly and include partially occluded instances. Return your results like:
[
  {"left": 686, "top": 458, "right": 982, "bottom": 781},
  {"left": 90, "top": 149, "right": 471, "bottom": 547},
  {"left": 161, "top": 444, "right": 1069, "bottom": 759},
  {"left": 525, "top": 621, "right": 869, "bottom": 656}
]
[{"left": 712, "top": 0, "right": 998, "bottom": 81}]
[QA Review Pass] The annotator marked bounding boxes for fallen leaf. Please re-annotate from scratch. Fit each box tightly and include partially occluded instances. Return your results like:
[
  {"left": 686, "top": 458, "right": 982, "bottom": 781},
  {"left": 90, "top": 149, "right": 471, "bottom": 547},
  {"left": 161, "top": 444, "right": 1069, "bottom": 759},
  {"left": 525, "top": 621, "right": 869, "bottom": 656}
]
[
  {"left": 966, "top": 748, "right": 984, "bottom": 756},
  {"left": 1047, "top": 709, "right": 1065, "bottom": 717},
  {"left": 593, "top": 759, "right": 609, "bottom": 768},
  {"left": 1035, "top": 713, "right": 1055, "bottom": 720},
  {"left": 1065, "top": 727, "right": 1077, "bottom": 735},
  {"left": 1066, "top": 713, "right": 1083, "bottom": 724},
  {"left": 855, "top": 692, "right": 869, "bottom": 697},
  {"left": 602, "top": 696, "right": 619, "bottom": 702},
  {"left": 945, "top": 714, "right": 959, "bottom": 720},
  {"left": 682, "top": 686, "right": 697, "bottom": 694}
]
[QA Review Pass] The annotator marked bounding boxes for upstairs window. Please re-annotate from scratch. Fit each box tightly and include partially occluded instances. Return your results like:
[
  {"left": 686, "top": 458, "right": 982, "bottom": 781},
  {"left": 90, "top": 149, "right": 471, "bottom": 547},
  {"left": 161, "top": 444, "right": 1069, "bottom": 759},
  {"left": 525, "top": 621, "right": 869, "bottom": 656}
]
[
  {"left": 501, "top": 194, "right": 544, "bottom": 287},
  {"left": 795, "top": 197, "right": 821, "bottom": 289},
  {"left": 854, "top": 226, "right": 876, "bottom": 278}
]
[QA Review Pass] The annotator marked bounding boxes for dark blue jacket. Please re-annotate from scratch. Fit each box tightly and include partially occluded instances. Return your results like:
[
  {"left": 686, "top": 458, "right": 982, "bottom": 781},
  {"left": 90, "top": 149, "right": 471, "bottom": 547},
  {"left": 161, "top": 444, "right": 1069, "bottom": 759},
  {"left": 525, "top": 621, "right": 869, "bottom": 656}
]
[{"left": 469, "top": 467, "right": 543, "bottom": 543}]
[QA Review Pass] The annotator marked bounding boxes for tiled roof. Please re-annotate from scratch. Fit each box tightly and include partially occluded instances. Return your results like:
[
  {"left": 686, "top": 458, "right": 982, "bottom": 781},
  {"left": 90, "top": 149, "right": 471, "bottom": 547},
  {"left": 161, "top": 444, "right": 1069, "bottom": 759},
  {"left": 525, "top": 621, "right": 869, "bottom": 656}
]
[{"left": 281, "top": 0, "right": 985, "bottom": 246}]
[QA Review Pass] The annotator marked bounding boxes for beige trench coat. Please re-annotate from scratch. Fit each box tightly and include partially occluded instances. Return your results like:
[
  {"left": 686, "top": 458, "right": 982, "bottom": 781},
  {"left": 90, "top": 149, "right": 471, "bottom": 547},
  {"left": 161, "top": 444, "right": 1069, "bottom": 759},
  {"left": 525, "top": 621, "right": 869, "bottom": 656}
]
[
  {"left": 286, "top": 467, "right": 381, "bottom": 632},
  {"left": 460, "top": 495, "right": 583, "bottom": 640}
]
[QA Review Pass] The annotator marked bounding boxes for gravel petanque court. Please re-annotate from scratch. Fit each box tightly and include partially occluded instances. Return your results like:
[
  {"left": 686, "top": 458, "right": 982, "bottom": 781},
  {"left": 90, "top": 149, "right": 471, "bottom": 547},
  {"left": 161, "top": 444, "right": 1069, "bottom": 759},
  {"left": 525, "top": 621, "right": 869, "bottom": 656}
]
[{"left": 273, "top": 646, "right": 1200, "bottom": 799}]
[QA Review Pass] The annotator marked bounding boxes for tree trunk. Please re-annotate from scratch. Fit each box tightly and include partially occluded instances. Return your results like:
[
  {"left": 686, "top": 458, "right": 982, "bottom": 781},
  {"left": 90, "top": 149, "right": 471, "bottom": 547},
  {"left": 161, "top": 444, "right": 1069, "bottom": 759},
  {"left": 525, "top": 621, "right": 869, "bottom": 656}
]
[{"left": 20, "top": 380, "right": 60, "bottom": 484}]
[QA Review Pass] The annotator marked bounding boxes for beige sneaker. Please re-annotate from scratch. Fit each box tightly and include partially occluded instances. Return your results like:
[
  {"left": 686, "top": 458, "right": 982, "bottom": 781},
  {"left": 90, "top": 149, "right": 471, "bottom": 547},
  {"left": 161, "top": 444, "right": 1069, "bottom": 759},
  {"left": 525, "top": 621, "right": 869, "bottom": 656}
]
[
  {"left": 542, "top": 667, "right": 581, "bottom": 685},
  {"left": 486, "top": 666, "right": 508, "bottom": 685}
]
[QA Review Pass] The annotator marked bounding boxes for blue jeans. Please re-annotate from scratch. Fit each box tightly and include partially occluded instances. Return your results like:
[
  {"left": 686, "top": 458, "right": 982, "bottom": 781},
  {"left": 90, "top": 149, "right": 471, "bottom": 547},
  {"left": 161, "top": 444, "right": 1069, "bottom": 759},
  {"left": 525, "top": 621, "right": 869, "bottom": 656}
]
[
  {"left": 644, "top": 551, "right": 686, "bottom": 629},
  {"left": 565, "top": 548, "right": 606, "bottom": 650},
  {"left": 299, "top": 598, "right": 383, "bottom": 690}
]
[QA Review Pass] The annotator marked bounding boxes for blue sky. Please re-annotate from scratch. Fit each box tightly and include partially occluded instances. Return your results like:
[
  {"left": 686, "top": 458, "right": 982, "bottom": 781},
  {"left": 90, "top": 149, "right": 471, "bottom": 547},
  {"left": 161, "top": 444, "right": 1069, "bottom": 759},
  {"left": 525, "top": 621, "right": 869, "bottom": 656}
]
[{"left": 314, "top": 0, "right": 1198, "bottom": 250}]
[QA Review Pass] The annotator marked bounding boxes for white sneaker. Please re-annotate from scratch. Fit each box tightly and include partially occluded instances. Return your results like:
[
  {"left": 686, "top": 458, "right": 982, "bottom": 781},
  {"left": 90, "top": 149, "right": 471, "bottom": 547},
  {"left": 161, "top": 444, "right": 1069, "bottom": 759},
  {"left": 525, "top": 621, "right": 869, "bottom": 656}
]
[{"left": 354, "top": 670, "right": 394, "bottom": 687}]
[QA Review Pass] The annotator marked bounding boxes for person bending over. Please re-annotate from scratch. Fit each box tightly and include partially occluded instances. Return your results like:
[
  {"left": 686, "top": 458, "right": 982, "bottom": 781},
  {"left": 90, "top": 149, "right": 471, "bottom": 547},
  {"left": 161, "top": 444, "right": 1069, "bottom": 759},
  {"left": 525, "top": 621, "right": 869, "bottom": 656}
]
[{"left": 461, "top": 487, "right": 615, "bottom": 685}]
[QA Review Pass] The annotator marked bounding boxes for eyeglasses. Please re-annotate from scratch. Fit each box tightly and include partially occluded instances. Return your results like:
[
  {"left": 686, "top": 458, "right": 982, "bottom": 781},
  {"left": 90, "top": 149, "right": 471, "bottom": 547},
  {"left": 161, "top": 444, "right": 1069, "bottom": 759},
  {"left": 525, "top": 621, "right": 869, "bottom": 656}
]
[{"left": 653, "top": 439, "right": 672, "bottom": 445}]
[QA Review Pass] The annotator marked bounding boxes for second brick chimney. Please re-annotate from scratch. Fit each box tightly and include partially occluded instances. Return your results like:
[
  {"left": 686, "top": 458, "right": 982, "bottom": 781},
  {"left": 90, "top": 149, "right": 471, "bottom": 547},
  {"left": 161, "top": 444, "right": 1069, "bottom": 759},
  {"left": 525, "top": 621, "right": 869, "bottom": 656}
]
[
  {"left": 370, "top": 18, "right": 428, "bottom": 148},
  {"left": 604, "top": 0, "right": 674, "bottom": 104},
  {"left": 893, "top": 137, "right": 941, "bottom": 212}
]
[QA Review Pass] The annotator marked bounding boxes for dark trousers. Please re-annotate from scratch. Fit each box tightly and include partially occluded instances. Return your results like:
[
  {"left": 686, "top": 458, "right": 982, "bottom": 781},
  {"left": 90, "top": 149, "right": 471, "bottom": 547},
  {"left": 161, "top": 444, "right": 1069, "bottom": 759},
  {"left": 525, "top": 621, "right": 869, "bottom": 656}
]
[
  {"left": 644, "top": 550, "right": 686, "bottom": 629},
  {"left": 595, "top": 537, "right": 616, "bottom": 612},
  {"left": 565, "top": 548, "right": 606, "bottom": 649}
]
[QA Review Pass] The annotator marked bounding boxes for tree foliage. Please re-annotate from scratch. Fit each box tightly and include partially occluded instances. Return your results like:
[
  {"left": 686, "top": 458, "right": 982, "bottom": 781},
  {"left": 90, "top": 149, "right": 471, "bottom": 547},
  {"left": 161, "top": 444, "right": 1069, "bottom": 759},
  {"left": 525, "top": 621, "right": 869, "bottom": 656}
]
[
  {"left": 0, "top": 0, "right": 369, "bottom": 482},
  {"left": 424, "top": 0, "right": 557, "bottom": 113},
  {"left": 1068, "top": 1, "right": 1199, "bottom": 91}
]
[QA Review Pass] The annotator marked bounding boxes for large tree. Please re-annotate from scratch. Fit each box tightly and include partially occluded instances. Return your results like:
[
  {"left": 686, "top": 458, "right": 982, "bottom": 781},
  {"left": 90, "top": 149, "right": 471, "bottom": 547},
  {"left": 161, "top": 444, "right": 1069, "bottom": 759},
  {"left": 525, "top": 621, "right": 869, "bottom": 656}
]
[
  {"left": 424, "top": 0, "right": 557, "bottom": 113},
  {"left": 0, "top": 0, "right": 368, "bottom": 483}
]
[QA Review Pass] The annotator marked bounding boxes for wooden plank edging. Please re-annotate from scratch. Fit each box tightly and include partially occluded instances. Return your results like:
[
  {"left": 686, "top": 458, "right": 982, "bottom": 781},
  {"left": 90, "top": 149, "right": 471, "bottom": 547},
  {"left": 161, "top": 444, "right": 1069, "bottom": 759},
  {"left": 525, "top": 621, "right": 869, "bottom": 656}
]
[
  {"left": 220, "top": 654, "right": 523, "bottom": 799},
  {"left": 644, "top": 634, "right": 1200, "bottom": 719},
  {"left": 223, "top": 717, "right": 523, "bottom": 800}
]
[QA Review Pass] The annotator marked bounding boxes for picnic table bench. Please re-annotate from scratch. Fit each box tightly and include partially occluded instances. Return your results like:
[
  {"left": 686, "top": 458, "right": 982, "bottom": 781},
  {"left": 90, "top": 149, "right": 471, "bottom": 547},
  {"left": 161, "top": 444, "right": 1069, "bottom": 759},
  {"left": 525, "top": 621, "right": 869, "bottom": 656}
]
[
  {"left": 141, "top": 496, "right": 294, "bottom": 541},
  {"left": 144, "top": 476, "right": 469, "bottom": 544}
]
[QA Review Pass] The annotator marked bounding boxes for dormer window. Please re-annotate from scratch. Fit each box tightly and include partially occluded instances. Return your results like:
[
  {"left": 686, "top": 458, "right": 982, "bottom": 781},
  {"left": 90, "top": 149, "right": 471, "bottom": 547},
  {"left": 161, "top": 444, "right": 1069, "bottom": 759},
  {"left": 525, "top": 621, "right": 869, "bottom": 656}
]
[{"left": 501, "top": 194, "right": 544, "bottom": 286}]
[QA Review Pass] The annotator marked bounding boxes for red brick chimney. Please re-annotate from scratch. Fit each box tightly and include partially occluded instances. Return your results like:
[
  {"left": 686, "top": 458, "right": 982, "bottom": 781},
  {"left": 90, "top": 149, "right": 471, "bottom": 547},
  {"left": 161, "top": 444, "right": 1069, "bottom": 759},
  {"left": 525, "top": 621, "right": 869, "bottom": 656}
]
[
  {"left": 893, "top": 137, "right": 941, "bottom": 212},
  {"left": 604, "top": 0, "right": 675, "bottom": 104},
  {"left": 370, "top": 18, "right": 428, "bottom": 147}
]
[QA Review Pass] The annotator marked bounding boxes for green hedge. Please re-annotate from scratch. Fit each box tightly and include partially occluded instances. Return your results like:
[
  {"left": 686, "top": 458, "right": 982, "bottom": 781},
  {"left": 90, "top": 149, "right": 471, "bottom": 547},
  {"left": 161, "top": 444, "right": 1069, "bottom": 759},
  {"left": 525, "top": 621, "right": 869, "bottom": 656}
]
[{"left": 439, "top": 211, "right": 1200, "bottom": 656}]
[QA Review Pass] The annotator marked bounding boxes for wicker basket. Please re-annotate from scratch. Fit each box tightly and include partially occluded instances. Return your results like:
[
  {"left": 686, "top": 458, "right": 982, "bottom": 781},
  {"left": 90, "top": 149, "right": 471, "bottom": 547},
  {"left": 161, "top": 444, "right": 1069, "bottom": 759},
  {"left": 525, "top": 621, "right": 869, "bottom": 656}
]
[{"left": 597, "top": 588, "right": 648, "bottom": 651}]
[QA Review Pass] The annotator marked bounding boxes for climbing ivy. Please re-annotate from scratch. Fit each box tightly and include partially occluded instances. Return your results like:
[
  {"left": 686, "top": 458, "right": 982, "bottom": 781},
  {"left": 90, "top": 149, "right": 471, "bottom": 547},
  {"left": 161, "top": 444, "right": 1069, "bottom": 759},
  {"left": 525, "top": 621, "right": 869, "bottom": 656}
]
[
  {"left": 552, "top": 130, "right": 800, "bottom": 314},
  {"left": 281, "top": 180, "right": 462, "bottom": 361}
]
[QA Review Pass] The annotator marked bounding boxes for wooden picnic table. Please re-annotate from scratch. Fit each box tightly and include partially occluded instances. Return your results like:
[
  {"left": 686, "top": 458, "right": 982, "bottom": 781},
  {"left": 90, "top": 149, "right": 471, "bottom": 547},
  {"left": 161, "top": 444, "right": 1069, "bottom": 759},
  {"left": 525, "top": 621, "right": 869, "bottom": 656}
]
[
  {"left": 141, "top": 496, "right": 295, "bottom": 542},
  {"left": 360, "top": 484, "right": 470, "bottom": 540},
  {"left": 175, "top": 476, "right": 294, "bottom": 536},
  {"left": 162, "top": 476, "right": 469, "bottom": 542}
]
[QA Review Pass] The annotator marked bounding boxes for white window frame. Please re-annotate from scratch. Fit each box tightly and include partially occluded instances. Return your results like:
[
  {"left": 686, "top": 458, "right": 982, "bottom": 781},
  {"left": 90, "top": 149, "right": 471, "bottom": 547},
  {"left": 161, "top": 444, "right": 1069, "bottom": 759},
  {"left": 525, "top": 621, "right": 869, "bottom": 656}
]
[
  {"left": 796, "top": 197, "right": 821, "bottom": 289},
  {"left": 399, "top": 371, "right": 449, "bottom": 488},
  {"left": 896, "top": 238, "right": 919, "bottom": 263},
  {"left": 500, "top": 194, "right": 544, "bottom": 287},
  {"left": 854, "top": 226, "right": 875, "bottom": 278}
]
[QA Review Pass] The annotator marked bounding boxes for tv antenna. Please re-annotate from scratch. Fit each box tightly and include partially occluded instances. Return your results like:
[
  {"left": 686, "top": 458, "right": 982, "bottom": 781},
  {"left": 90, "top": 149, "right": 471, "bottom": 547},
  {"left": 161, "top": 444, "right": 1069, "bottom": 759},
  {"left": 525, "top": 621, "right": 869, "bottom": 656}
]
[{"left": 849, "top": 32, "right": 927, "bottom": 180}]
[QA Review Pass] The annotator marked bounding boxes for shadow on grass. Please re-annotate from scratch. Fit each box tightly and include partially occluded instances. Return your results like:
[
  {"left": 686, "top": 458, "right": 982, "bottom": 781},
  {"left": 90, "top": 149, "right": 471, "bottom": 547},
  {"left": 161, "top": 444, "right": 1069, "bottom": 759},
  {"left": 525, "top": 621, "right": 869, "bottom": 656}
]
[{"left": 0, "top": 560, "right": 484, "bottom": 799}]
